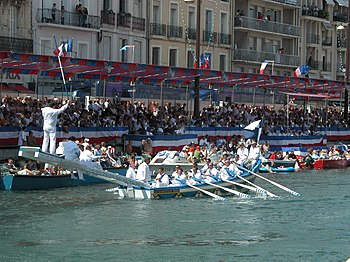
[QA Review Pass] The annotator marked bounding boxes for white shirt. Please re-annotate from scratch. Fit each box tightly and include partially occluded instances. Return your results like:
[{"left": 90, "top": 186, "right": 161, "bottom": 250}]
[
  {"left": 237, "top": 147, "right": 249, "bottom": 162},
  {"left": 63, "top": 140, "right": 80, "bottom": 161},
  {"left": 171, "top": 172, "right": 187, "bottom": 186},
  {"left": 41, "top": 104, "right": 69, "bottom": 133},
  {"left": 248, "top": 145, "right": 260, "bottom": 160},
  {"left": 136, "top": 162, "right": 152, "bottom": 182},
  {"left": 80, "top": 149, "right": 98, "bottom": 162},
  {"left": 155, "top": 172, "right": 170, "bottom": 187},
  {"left": 126, "top": 166, "right": 137, "bottom": 180}
]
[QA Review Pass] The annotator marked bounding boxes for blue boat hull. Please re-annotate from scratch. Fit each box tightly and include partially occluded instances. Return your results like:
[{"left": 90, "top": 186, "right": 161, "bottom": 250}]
[{"left": 0, "top": 167, "right": 127, "bottom": 191}]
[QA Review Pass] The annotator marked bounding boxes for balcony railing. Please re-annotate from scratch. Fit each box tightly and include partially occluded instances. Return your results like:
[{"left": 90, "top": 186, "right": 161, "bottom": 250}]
[
  {"left": 167, "top": 25, "right": 183, "bottom": 38},
  {"left": 333, "top": 15, "right": 347, "bottom": 23},
  {"left": 234, "top": 16, "right": 300, "bottom": 37},
  {"left": 306, "top": 34, "right": 320, "bottom": 44},
  {"left": 322, "top": 37, "right": 332, "bottom": 46},
  {"left": 150, "top": 23, "right": 166, "bottom": 36},
  {"left": 101, "top": 10, "right": 115, "bottom": 25},
  {"left": 36, "top": 8, "right": 101, "bottom": 29},
  {"left": 0, "top": 36, "right": 33, "bottom": 53},
  {"left": 218, "top": 33, "right": 231, "bottom": 45},
  {"left": 187, "top": 28, "right": 196, "bottom": 40},
  {"left": 270, "top": 0, "right": 301, "bottom": 6},
  {"left": 302, "top": 8, "right": 329, "bottom": 19},
  {"left": 117, "top": 12, "right": 131, "bottom": 27},
  {"left": 338, "top": 40, "right": 347, "bottom": 48},
  {"left": 233, "top": 49, "right": 300, "bottom": 66},
  {"left": 203, "top": 31, "right": 217, "bottom": 44},
  {"left": 132, "top": 16, "right": 145, "bottom": 31},
  {"left": 308, "top": 60, "right": 332, "bottom": 71}
]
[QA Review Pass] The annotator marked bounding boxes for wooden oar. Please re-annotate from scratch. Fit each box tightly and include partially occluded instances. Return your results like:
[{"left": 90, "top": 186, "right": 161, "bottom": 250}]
[
  {"left": 237, "top": 165, "right": 301, "bottom": 197},
  {"left": 202, "top": 179, "right": 251, "bottom": 199},
  {"left": 232, "top": 172, "right": 277, "bottom": 197},
  {"left": 221, "top": 178, "right": 267, "bottom": 196},
  {"left": 186, "top": 182, "right": 226, "bottom": 201}
]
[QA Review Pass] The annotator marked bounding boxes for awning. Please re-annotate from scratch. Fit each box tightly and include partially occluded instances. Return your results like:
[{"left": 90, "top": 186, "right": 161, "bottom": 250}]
[
  {"left": 325, "top": 0, "right": 335, "bottom": 5},
  {"left": 335, "top": 0, "right": 348, "bottom": 7},
  {"left": 322, "top": 21, "right": 333, "bottom": 30},
  {"left": 280, "top": 91, "right": 330, "bottom": 99}
]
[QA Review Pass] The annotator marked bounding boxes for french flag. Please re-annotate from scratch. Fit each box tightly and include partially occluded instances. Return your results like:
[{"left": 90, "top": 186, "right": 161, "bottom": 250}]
[
  {"left": 120, "top": 45, "right": 135, "bottom": 51},
  {"left": 53, "top": 42, "right": 67, "bottom": 57},
  {"left": 294, "top": 65, "right": 309, "bottom": 77},
  {"left": 259, "top": 60, "right": 269, "bottom": 74}
]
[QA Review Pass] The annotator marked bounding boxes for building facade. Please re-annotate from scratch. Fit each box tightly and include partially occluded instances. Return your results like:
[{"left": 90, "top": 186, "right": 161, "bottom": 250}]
[{"left": 1, "top": 0, "right": 350, "bottom": 96}]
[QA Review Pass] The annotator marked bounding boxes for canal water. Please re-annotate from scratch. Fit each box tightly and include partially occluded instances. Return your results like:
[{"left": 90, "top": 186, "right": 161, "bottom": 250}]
[{"left": 1, "top": 169, "right": 349, "bottom": 262}]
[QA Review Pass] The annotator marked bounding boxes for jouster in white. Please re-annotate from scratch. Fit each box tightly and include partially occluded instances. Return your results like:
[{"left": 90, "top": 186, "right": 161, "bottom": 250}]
[
  {"left": 154, "top": 167, "right": 170, "bottom": 188},
  {"left": 41, "top": 100, "right": 70, "bottom": 154},
  {"left": 136, "top": 158, "right": 152, "bottom": 183}
]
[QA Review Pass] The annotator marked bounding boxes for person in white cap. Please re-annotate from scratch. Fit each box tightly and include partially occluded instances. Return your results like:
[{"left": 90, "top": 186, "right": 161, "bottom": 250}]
[{"left": 41, "top": 99, "right": 70, "bottom": 155}]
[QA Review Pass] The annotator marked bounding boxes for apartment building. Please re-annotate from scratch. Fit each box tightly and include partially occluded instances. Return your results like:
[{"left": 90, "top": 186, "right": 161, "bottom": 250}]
[
  {"left": 1, "top": 0, "right": 350, "bottom": 96},
  {"left": 232, "top": 0, "right": 301, "bottom": 76},
  {"left": 149, "top": 0, "right": 232, "bottom": 71}
]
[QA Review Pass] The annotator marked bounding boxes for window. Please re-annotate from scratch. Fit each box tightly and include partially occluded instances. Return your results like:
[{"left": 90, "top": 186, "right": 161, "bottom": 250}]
[
  {"left": 103, "top": 36, "right": 111, "bottom": 60},
  {"left": 219, "top": 55, "right": 226, "bottom": 71},
  {"left": 78, "top": 42, "right": 88, "bottom": 58},
  {"left": 220, "top": 12, "right": 228, "bottom": 34},
  {"left": 134, "top": 0, "right": 142, "bottom": 17},
  {"left": 205, "top": 10, "right": 213, "bottom": 32},
  {"left": 120, "top": 0, "right": 127, "bottom": 13},
  {"left": 169, "top": 49, "right": 177, "bottom": 66},
  {"left": 153, "top": 0, "right": 160, "bottom": 23},
  {"left": 120, "top": 39, "right": 127, "bottom": 62},
  {"left": 9, "top": 7, "right": 17, "bottom": 38},
  {"left": 187, "top": 50, "right": 195, "bottom": 68},
  {"left": 134, "top": 41, "right": 142, "bottom": 63},
  {"left": 41, "top": 39, "right": 52, "bottom": 55},
  {"left": 103, "top": 0, "right": 111, "bottom": 11},
  {"left": 152, "top": 47, "right": 160, "bottom": 65},
  {"left": 188, "top": 6, "right": 195, "bottom": 29},
  {"left": 170, "top": 3, "right": 178, "bottom": 26}
]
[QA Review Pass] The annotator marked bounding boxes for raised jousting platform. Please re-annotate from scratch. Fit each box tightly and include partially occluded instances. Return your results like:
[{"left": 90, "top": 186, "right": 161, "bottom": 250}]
[{"left": 18, "top": 146, "right": 149, "bottom": 188}]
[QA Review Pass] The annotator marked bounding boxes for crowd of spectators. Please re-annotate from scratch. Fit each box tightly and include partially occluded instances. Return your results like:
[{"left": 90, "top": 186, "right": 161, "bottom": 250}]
[{"left": 0, "top": 95, "right": 349, "bottom": 136}]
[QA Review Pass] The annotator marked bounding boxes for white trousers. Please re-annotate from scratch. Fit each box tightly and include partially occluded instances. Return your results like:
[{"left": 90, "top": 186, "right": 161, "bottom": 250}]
[{"left": 42, "top": 130, "right": 57, "bottom": 154}]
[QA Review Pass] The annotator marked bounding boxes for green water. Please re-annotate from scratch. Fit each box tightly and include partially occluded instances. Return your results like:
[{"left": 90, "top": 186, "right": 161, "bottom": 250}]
[{"left": 1, "top": 169, "right": 349, "bottom": 262}]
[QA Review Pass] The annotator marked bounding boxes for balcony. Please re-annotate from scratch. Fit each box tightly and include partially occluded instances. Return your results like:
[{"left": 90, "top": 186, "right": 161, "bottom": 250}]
[
  {"left": 117, "top": 12, "right": 131, "bottom": 27},
  {"left": 322, "top": 37, "right": 332, "bottom": 46},
  {"left": 101, "top": 10, "right": 115, "bottom": 25},
  {"left": 302, "top": 8, "right": 329, "bottom": 19},
  {"left": 0, "top": 36, "right": 33, "bottom": 53},
  {"left": 233, "top": 49, "right": 300, "bottom": 66},
  {"left": 306, "top": 34, "right": 320, "bottom": 45},
  {"left": 218, "top": 33, "right": 231, "bottom": 45},
  {"left": 337, "top": 40, "right": 347, "bottom": 48},
  {"left": 203, "top": 31, "right": 217, "bottom": 44},
  {"left": 270, "top": 0, "right": 301, "bottom": 6},
  {"left": 333, "top": 15, "right": 347, "bottom": 23},
  {"left": 167, "top": 25, "right": 183, "bottom": 38},
  {"left": 132, "top": 16, "right": 145, "bottom": 31},
  {"left": 150, "top": 23, "right": 166, "bottom": 36},
  {"left": 234, "top": 16, "right": 300, "bottom": 37},
  {"left": 308, "top": 60, "right": 332, "bottom": 71},
  {"left": 36, "top": 8, "right": 101, "bottom": 29},
  {"left": 187, "top": 28, "right": 196, "bottom": 40}
]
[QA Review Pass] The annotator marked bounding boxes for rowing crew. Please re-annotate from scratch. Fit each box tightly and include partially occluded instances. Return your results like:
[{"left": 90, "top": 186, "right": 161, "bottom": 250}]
[{"left": 126, "top": 157, "right": 244, "bottom": 188}]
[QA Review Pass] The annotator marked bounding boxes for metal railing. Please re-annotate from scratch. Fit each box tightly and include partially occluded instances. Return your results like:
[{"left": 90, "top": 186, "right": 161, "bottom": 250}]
[
  {"left": 306, "top": 34, "right": 320, "bottom": 44},
  {"left": 167, "top": 25, "right": 183, "bottom": 38},
  {"left": 0, "top": 36, "right": 33, "bottom": 53},
  {"left": 203, "top": 31, "right": 217, "bottom": 44},
  {"left": 218, "top": 33, "right": 231, "bottom": 45},
  {"left": 308, "top": 60, "right": 332, "bottom": 71},
  {"left": 270, "top": 0, "right": 301, "bottom": 6},
  {"left": 233, "top": 49, "right": 300, "bottom": 66},
  {"left": 150, "top": 23, "right": 166, "bottom": 36},
  {"left": 117, "top": 12, "right": 131, "bottom": 27},
  {"left": 36, "top": 8, "right": 101, "bottom": 29},
  {"left": 322, "top": 37, "right": 332, "bottom": 46},
  {"left": 234, "top": 16, "right": 300, "bottom": 37},
  {"left": 302, "top": 8, "right": 328, "bottom": 19},
  {"left": 132, "top": 16, "right": 145, "bottom": 31},
  {"left": 101, "top": 10, "right": 115, "bottom": 25},
  {"left": 187, "top": 28, "right": 196, "bottom": 40}
]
